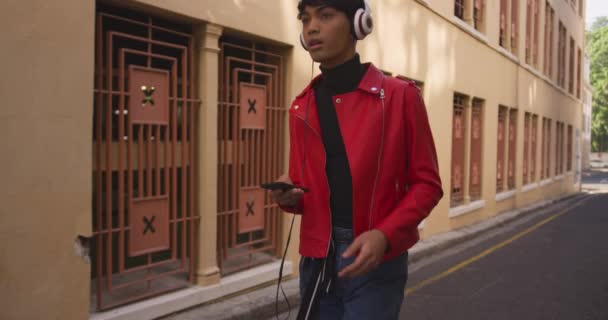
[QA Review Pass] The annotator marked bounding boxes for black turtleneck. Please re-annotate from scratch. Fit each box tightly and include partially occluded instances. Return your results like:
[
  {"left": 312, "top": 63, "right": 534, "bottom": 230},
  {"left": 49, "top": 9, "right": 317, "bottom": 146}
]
[{"left": 314, "top": 54, "right": 367, "bottom": 229}]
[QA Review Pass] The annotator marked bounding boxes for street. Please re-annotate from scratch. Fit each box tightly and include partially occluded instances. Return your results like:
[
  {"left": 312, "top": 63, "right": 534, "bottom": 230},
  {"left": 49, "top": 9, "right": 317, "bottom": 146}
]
[
  {"left": 403, "top": 175, "right": 608, "bottom": 319},
  {"left": 271, "top": 170, "right": 608, "bottom": 320}
]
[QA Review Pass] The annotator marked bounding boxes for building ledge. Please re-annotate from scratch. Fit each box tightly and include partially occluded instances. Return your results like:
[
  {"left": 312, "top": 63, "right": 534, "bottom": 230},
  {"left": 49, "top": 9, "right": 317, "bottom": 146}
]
[
  {"left": 90, "top": 261, "right": 293, "bottom": 320},
  {"left": 555, "top": 174, "right": 565, "bottom": 180},
  {"left": 539, "top": 178, "right": 553, "bottom": 186},
  {"left": 413, "top": 0, "right": 429, "bottom": 7},
  {"left": 449, "top": 200, "right": 486, "bottom": 218},
  {"left": 495, "top": 190, "right": 516, "bottom": 202},
  {"left": 497, "top": 46, "right": 519, "bottom": 63},
  {"left": 522, "top": 182, "right": 540, "bottom": 193},
  {"left": 522, "top": 62, "right": 545, "bottom": 80},
  {"left": 451, "top": 17, "right": 488, "bottom": 44}
]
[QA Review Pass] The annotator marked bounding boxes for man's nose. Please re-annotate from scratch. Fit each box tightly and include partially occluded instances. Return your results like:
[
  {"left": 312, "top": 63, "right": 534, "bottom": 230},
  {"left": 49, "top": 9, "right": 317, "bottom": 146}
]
[{"left": 306, "top": 17, "right": 320, "bottom": 35}]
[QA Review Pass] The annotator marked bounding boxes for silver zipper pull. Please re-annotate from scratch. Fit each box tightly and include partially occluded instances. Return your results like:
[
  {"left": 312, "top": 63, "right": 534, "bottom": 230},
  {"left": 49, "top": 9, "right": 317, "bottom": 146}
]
[{"left": 380, "top": 88, "right": 385, "bottom": 100}]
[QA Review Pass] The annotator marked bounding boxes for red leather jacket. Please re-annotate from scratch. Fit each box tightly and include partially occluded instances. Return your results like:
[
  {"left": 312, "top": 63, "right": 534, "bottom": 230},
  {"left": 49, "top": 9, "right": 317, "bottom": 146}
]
[{"left": 283, "top": 64, "right": 443, "bottom": 261}]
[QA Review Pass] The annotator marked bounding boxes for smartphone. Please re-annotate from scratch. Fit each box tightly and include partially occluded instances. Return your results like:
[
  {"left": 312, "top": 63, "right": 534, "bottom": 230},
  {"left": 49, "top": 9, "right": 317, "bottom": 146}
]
[{"left": 260, "top": 182, "right": 309, "bottom": 192}]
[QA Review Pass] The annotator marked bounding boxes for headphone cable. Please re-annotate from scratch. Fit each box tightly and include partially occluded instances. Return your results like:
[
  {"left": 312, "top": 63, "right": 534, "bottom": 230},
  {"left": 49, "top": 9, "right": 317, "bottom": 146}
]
[{"left": 275, "top": 59, "right": 315, "bottom": 320}]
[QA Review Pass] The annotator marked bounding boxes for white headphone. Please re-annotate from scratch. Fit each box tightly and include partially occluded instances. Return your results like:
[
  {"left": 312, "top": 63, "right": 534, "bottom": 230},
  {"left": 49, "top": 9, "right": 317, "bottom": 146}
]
[
  {"left": 353, "top": 0, "right": 373, "bottom": 40},
  {"left": 300, "top": 0, "right": 373, "bottom": 50}
]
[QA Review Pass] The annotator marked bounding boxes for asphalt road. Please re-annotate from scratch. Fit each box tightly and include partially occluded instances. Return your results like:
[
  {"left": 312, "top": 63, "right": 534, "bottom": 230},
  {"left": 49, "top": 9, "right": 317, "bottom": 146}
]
[
  {"left": 582, "top": 169, "right": 608, "bottom": 184},
  {"left": 402, "top": 171, "right": 608, "bottom": 320},
  {"left": 270, "top": 170, "right": 608, "bottom": 320}
]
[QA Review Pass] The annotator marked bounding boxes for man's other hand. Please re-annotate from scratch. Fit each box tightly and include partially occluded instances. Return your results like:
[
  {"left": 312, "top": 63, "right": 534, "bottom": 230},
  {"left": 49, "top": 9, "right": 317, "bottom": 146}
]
[{"left": 338, "top": 229, "right": 388, "bottom": 278}]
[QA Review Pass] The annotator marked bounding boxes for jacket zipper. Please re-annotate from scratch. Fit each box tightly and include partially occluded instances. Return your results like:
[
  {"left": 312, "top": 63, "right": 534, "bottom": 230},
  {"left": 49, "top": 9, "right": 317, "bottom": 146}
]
[{"left": 368, "top": 88, "right": 386, "bottom": 229}]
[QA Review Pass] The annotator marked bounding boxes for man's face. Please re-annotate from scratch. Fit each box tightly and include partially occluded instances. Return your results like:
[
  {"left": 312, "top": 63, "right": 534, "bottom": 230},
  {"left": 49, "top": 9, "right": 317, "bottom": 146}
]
[{"left": 299, "top": 5, "right": 354, "bottom": 67}]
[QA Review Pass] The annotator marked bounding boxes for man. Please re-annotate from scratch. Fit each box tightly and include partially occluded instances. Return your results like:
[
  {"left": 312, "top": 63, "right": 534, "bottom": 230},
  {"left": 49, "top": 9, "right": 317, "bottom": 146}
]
[{"left": 270, "top": 0, "right": 443, "bottom": 319}]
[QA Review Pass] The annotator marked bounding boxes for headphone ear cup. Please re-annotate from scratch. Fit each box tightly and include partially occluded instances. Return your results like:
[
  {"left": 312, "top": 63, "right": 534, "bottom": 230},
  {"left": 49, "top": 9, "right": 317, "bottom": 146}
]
[
  {"left": 361, "top": 11, "right": 373, "bottom": 35},
  {"left": 353, "top": 8, "right": 366, "bottom": 40},
  {"left": 353, "top": 2, "right": 373, "bottom": 40},
  {"left": 300, "top": 33, "right": 308, "bottom": 51}
]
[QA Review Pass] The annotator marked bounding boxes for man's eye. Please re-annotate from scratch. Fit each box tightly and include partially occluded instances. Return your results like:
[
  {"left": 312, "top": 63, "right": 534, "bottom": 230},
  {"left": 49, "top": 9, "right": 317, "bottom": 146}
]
[
  {"left": 321, "top": 13, "right": 333, "bottom": 20},
  {"left": 301, "top": 17, "right": 310, "bottom": 24}
]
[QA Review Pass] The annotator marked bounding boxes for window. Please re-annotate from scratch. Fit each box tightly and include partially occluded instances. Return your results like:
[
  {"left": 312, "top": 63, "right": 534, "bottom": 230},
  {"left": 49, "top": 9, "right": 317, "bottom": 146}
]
[
  {"left": 451, "top": 93, "right": 486, "bottom": 207},
  {"left": 541, "top": 118, "right": 545, "bottom": 180},
  {"left": 567, "top": 125, "right": 573, "bottom": 171},
  {"left": 577, "top": 48, "right": 582, "bottom": 98},
  {"left": 451, "top": 93, "right": 467, "bottom": 207},
  {"left": 500, "top": 0, "right": 508, "bottom": 47},
  {"left": 569, "top": 37, "right": 575, "bottom": 94},
  {"left": 455, "top": 0, "right": 486, "bottom": 33},
  {"left": 526, "top": 0, "right": 540, "bottom": 66},
  {"left": 560, "top": 123, "right": 565, "bottom": 174},
  {"left": 531, "top": 115, "right": 538, "bottom": 181},
  {"left": 541, "top": 118, "right": 548, "bottom": 179},
  {"left": 523, "top": 113, "right": 531, "bottom": 184},
  {"left": 555, "top": 121, "right": 565, "bottom": 175},
  {"left": 497, "top": 106, "right": 508, "bottom": 192},
  {"left": 557, "top": 22, "right": 567, "bottom": 88},
  {"left": 470, "top": 99, "right": 483, "bottom": 200},
  {"left": 455, "top": 0, "right": 465, "bottom": 19},
  {"left": 544, "top": 3, "right": 555, "bottom": 77},
  {"left": 526, "top": 0, "right": 533, "bottom": 63},
  {"left": 533, "top": 0, "right": 540, "bottom": 66},
  {"left": 511, "top": 0, "right": 519, "bottom": 54},
  {"left": 508, "top": 109, "right": 518, "bottom": 189},
  {"left": 473, "top": 0, "right": 485, "bottom": 31},
  {"left": 522, "top": 113, "right": 538, "bottom": 185},
  {"left": 496, "top": 106, "right": 518, "bottom": 192},
  {"left": 555, "top": 121, "right": 559, "bottom": 175},
  {"left": 544, "top": 118, "right": 552, "bottom": 178}
]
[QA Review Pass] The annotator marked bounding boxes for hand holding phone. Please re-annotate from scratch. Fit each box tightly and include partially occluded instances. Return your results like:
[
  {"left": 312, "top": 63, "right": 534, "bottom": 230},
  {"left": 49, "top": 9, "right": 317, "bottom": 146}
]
[
  {"left": 261, "top": 181, "right": 309, "bottom": 193},
  {"left": 264, "top": 176, "right": 307, "bottom": 207}
]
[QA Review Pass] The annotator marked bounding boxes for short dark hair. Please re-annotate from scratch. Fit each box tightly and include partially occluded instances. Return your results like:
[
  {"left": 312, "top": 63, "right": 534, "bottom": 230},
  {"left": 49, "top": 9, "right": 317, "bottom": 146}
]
[
  {"left": 297, "top": 0, "right": 364, "bottom": 20},
  {"left": 297, "top": 0, "right": 364, "bottom": 38}
]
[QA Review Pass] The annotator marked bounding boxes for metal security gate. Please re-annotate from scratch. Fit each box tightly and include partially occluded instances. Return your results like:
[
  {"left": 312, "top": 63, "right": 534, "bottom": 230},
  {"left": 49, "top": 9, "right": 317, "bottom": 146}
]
[
  {"left": 497, "top": 106, "right": 507, "bottom": 192},
  {"left": 451, "top": 94, "right": 466, "bottom": 207},
  {"left": 523, "top": 113, "right": 530, "bottom": 185},
  {"left": 531, "top": 115, "right": 538, "bottom": 181},
  {"left": 507, "top": 109, "right": 517, "bottom": 189},
  {"left": 217, "top": 36, "right": 286, "bottom": 275},
  {"left": 469, "top": 99, "right": 482, "bottom": 200},
  {"left": 92, "top": 5, "right": 199, "bottom": 310}
]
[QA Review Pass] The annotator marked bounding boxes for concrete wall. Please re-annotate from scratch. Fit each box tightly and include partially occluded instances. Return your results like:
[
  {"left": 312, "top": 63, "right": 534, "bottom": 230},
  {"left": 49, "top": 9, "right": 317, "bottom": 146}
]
[{"left": 0, "top": 0, "right": 94, "bottom": 319}]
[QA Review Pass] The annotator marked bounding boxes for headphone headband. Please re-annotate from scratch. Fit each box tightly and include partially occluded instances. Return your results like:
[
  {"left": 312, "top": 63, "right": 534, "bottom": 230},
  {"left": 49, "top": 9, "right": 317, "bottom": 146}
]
[{"left": 300, "top": 0, "right": 373, "bottom": 50}]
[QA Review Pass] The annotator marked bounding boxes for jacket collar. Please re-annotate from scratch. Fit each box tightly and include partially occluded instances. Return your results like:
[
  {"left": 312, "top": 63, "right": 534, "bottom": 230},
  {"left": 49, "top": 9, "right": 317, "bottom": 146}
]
[{"left": 295, "top": 63, "right": 385, "bottom": 99}]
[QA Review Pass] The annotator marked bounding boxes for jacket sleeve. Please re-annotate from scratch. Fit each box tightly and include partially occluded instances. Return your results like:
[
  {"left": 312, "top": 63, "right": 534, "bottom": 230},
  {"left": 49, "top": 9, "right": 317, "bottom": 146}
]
[
  {"left": 376, "top": 84, "right": 444, "bottom": 253},
  {"left": 278, "top": 112, "right": 304, "bottom": 214}
]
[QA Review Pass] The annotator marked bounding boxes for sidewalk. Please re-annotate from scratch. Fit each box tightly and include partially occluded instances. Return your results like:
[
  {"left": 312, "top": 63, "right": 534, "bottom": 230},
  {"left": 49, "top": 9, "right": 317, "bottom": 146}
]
[{"left": 161, "top": 192, "right": 583, "bottom": 320}]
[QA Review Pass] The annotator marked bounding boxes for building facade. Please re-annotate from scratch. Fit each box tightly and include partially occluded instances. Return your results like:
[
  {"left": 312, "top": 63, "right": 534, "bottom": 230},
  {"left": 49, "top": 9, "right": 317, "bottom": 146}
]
[{"left": 0, "top": 0, "right": 586, "bottom": 319}]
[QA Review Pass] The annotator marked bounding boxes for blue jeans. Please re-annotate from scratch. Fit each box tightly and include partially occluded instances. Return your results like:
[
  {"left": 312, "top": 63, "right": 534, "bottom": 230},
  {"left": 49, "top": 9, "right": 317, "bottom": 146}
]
[{"left": 299, "top": 227, "right": 409, "bottom": 320}]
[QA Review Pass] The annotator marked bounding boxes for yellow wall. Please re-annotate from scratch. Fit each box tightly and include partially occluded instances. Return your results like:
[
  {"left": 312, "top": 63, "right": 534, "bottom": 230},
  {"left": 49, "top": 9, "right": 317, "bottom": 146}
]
[
  {"left": 0, "top": 0, "right": 94, "bottom": 319},
  {"left": 0, "top": 0, "right": 585, "bottom": 317}
]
